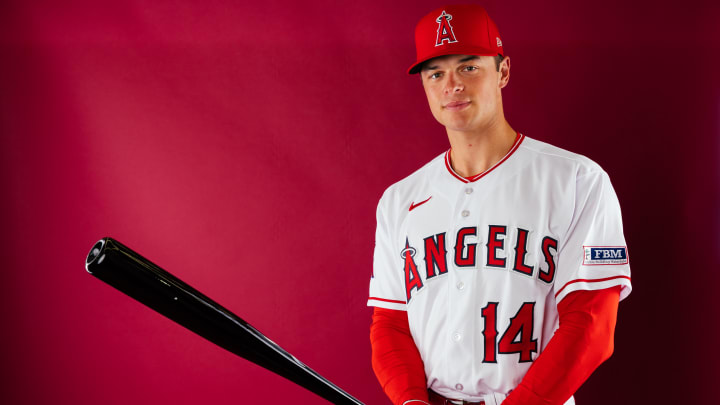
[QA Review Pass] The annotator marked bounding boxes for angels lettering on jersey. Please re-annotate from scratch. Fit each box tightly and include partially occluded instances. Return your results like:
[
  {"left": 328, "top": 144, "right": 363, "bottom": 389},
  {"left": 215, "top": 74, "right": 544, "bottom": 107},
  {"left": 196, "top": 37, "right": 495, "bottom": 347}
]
[{"left": 402, "top": 225, "right": 558, "bottom": 302}]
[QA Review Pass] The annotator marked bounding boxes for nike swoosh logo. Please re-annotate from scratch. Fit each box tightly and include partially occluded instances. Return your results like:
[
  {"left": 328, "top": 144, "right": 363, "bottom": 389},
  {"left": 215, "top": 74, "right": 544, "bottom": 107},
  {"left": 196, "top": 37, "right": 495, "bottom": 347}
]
[{"left": 409, "top": 196, "right": 432, "bottom": 212}]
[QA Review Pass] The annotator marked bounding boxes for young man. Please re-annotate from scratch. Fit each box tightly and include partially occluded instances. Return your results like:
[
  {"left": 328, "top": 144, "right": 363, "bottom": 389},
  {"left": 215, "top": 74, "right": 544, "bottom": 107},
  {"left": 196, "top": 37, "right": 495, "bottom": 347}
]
[{"left": 368, "top": 5, "right": 632, "bottom": 405}]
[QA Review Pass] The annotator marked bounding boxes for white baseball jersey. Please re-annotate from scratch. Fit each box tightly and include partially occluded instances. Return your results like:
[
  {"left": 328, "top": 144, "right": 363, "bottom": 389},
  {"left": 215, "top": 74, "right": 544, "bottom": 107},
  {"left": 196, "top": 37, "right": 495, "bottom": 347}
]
[{"left": 368, "top": 134, "right": 631, "bottom": 404}]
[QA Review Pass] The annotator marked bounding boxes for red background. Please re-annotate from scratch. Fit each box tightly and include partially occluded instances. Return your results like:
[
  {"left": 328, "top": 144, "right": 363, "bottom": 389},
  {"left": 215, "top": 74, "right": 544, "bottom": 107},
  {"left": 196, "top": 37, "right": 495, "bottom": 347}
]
[{"left": 1, "top": 1, "right": 718, "bottom": 404}]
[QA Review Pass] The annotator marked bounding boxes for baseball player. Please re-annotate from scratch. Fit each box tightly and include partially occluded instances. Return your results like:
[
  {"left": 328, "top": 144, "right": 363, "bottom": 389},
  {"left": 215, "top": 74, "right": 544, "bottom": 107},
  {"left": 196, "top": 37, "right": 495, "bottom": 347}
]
[{"left": 368, "top": 5, "right": 632, "bottom": 405}]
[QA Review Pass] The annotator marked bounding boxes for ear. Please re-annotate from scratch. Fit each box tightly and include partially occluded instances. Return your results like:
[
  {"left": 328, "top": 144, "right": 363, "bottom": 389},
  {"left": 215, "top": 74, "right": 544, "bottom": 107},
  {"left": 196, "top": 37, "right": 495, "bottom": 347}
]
[{"left": 498, "top": 56, "right": 510, "bottom": 89}]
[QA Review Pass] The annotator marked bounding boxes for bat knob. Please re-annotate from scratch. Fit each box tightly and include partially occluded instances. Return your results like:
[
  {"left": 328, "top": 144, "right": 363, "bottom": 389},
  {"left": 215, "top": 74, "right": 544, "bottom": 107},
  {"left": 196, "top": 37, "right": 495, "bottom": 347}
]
[{"left": 86, "top": 238, "right": 107, "bottom": 272}]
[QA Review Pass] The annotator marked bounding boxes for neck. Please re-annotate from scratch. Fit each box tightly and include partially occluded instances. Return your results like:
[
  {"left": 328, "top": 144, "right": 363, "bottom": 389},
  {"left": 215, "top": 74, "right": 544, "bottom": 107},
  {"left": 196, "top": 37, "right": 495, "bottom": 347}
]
[{"left": 447, "top": 119, "right": 517, "bottom": 178}]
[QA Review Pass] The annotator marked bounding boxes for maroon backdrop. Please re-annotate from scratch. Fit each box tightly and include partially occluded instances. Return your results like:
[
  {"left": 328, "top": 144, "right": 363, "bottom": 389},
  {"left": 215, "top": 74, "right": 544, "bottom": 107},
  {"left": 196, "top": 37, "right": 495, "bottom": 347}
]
[{"left": 1, "top": 1, "right": 718, "bottom": 404}]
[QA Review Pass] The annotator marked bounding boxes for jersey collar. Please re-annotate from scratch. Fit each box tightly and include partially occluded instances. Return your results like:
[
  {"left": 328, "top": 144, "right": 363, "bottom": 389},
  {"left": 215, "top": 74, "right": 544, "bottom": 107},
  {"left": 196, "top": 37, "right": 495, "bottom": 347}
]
[{"left": 444, "top": 133, "right": 525, "bottom": 183}]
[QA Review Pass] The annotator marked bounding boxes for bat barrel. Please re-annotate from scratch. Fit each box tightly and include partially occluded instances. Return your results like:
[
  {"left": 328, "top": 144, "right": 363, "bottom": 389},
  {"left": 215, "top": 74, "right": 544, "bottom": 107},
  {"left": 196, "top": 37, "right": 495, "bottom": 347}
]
[{"left": 86, "top": 237, "right": 363, "bottom": 405}]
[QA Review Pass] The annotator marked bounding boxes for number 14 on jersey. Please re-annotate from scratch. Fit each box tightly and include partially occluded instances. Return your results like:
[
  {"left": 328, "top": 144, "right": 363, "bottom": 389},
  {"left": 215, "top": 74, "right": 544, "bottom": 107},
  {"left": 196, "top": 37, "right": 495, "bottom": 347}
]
[{"left": 481, "top": 302, "right": 538, "bottom": 363}]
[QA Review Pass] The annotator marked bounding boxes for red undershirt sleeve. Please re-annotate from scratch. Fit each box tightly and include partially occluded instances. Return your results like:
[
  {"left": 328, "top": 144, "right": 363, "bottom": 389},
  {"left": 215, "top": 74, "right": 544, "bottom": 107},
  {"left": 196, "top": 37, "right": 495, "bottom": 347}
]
[
  {"left": 503, "top": 286, "right": 621, "bottom": 405},
  {"left": 370, "top": 307, "right": 429, "bottom": 405}
]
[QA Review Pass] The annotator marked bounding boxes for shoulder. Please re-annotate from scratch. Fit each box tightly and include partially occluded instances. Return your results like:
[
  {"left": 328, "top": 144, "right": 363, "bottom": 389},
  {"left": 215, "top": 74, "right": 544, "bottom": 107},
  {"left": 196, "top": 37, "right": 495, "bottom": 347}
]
[
  {"left": 377, "top": 151, "right": 445, "bottom": 211},
  {"left": 519, "top": 136, "right": 607, "bottom": 179}
]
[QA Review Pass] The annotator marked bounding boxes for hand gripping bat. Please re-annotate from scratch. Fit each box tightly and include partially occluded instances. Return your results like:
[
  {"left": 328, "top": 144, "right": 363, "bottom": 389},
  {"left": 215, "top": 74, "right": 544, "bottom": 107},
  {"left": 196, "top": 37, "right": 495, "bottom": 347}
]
[{"left": 86, "top": 237, "right": 363, "bottom": 405}]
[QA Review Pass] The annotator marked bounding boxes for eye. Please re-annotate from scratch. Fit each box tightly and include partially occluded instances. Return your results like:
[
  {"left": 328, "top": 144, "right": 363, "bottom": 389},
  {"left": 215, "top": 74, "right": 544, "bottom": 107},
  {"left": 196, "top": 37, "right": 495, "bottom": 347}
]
[
  {"left": 429, "top": 72, "right": 442, "bottom": 79},
  {"left": 462, "top": 65, "right": 478, "bottom": 72}
]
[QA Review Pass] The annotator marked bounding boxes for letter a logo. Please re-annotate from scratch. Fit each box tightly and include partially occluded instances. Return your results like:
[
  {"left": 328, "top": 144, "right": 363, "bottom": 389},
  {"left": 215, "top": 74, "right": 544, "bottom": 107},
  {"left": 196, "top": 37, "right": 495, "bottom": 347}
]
[
  {"left": 401, "top": 238, "right": 423, "bottom": 302},
  {"left": 435, "top": 10, "right": 458, "bottom": 47}
]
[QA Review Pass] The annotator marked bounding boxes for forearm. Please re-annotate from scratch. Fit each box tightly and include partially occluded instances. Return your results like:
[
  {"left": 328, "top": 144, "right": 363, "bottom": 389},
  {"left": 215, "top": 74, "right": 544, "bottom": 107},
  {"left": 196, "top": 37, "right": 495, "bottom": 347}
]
[
  {"left": 503, "top": 287, "right": 621, "bottom": 405},
  {"left": 370, "top": 307, "right": 429, "bottom": 405}
]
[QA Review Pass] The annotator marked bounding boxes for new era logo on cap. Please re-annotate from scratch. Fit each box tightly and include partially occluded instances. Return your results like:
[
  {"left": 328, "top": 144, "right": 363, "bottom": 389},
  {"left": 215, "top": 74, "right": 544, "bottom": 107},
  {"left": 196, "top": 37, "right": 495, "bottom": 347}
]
[{"left": 409, "top": 4, "right": 504, "bottom": 74}]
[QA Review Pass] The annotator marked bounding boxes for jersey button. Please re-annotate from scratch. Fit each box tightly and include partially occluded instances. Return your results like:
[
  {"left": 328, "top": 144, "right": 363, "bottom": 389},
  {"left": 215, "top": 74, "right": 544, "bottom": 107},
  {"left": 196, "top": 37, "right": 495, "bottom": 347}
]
[
  {"left": 461, "top": 210, "right": 470, "bottom": 217},
  {"left": 465, "top": 188, "right": 473, "bottom": 195},
  {"left": 452, "top": 332, "right": 462, "bottom": 342},
  {"left": 456, "top": 281, "right": 465, "bottom": 290},
  {"left": 455, "top": 383, "right": 464, "bottom": 391}
]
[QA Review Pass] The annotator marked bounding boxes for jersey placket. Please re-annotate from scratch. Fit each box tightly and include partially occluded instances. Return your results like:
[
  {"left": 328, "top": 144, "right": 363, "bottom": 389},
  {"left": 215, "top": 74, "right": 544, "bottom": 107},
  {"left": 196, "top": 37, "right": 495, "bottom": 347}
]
[{"left": 444, "top": 181, "right": 480, "bottom": 393}]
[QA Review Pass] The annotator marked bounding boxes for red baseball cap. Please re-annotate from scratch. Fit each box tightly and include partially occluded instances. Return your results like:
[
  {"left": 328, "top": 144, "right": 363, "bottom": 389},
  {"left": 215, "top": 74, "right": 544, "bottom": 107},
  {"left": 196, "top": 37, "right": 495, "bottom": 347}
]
[{"left": 408, "top": 4, "right": 504, "bottom": 74}]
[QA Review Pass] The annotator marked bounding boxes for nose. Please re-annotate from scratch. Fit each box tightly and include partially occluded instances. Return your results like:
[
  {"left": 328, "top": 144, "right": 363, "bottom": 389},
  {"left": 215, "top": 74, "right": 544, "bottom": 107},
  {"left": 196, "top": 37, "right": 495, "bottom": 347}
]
[{"left": 444, "top": 72, "right": 464, "bottom": 94}]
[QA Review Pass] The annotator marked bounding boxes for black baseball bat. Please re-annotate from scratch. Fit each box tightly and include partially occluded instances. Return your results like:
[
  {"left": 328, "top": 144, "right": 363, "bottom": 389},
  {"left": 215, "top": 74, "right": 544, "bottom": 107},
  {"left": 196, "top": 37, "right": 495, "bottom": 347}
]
[{"left": 85, "top": 237, "right": 363, "bottom": 405}]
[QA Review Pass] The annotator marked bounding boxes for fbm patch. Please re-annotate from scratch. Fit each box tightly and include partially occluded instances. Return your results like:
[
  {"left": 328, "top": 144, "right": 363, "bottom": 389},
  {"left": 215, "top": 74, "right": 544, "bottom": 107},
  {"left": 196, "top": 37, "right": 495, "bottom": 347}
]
[{"left": 583, "top": 246, "right": 628, "bottom": 265}]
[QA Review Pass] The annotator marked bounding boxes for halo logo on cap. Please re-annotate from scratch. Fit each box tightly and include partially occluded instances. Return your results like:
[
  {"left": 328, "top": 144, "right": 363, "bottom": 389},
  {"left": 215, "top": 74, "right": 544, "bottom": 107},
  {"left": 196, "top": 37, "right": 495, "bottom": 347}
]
[{"left": 435, "top": 10, "right": 458, "bottom": 47}]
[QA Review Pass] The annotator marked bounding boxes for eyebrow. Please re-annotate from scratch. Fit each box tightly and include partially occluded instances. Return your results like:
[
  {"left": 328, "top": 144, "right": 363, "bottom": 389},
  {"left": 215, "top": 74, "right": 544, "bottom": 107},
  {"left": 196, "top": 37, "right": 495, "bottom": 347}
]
[{"left": 422, "top": 55, "right": 479, "bottom": 71}]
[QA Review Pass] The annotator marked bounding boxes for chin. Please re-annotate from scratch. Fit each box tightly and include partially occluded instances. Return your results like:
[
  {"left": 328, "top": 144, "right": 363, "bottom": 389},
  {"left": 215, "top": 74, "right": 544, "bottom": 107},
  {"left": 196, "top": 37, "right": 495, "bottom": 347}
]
[
  {"left": 438, "top": 112, "right": 475, "bottom": 130},
  {"left": 443, "top": 119, "right": 475, "bottom": 132}
]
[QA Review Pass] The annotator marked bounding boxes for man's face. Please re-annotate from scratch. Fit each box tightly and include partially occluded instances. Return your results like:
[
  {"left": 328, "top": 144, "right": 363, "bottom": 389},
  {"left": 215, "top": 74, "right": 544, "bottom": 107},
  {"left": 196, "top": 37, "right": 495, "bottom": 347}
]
[{"left": 420, "top": 54, "right": 508, "bottom": 133}]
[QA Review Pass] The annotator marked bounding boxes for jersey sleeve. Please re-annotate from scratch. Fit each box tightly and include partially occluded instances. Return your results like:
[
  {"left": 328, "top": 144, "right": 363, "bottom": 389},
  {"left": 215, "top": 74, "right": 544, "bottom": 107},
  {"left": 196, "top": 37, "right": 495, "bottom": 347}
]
[
  {"left": 554, "top": 169, "right": 632, "bottom": 303},
  {"left": 368, "top": 190, "right": 408, "bottom": 311}
]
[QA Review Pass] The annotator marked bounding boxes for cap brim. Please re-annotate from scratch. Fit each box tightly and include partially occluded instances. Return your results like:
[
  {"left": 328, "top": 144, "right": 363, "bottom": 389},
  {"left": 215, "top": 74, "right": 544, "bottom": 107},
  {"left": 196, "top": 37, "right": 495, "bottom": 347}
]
[{"left": 407, "top": 48, "right": 499, "bottom": 74}]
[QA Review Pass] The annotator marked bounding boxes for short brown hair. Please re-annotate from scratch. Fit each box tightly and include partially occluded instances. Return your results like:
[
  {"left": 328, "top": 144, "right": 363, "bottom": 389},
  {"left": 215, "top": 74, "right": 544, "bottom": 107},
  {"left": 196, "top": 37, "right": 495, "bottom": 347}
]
[{"left": 494, "top": 54, "right": 504, "bottom": 71}]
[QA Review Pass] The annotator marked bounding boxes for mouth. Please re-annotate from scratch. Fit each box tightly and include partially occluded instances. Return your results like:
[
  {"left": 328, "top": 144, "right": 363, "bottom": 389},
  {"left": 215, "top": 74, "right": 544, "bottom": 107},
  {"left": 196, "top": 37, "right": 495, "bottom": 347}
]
[{"left": 443, "top": 101, "right": 471, "bottom": 111}]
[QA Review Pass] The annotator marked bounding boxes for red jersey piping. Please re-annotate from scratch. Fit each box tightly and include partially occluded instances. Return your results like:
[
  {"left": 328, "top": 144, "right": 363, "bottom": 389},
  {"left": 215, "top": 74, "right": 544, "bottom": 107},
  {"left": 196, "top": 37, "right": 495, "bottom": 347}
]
[
  {"left": 369, "top": 296, "right": 406, "bottom": 305},
  {"left": 444, "top": 133, "right": 525, "bottom": 183},
  {"left": 554, "top": 275, "right": 631, "bottom": 298}
]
